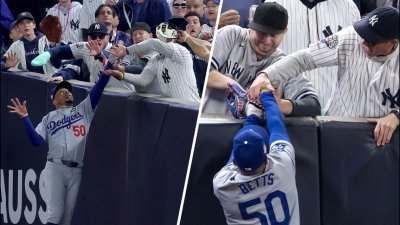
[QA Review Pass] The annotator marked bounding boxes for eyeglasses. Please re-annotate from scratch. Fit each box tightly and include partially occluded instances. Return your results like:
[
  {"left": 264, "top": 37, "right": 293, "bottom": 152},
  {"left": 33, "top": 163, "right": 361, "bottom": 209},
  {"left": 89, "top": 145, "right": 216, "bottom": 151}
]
[
  {"left": 173, "top": 3, "right": 186, "bottom": 9},
  {"left": 89, "top": 34, "right": 106, "bottom": 40}
]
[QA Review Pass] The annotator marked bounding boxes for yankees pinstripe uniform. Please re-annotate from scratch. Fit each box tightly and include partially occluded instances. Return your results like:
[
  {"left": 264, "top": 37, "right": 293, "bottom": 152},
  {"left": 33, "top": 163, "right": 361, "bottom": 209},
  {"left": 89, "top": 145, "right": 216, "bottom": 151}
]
[
  {"left": 4, "top": 35, "right": 58, "bottom": 75},
  {"left": 79, "top": 0, "right": 106, "bottom": 30},
  {"left": 202, "top": 25, "right": 316, "bottom": 115},
  {"left": 124, "top": 38, "right": 200, "bottom": 102},
  {"left": 47, "top": 1, "right": 83, "bottom": 44},
  {"left": 68, "top": 42, "right": 136, "bottom": 91},
  {"left": 263, "top": 0, "right": 360, "bottom": 113},
  {"left": 213, "top": 91, "right": 299, "bottom": 225},
  {"left": 262, "top": 26, "right": 399, "bottom": 117}
]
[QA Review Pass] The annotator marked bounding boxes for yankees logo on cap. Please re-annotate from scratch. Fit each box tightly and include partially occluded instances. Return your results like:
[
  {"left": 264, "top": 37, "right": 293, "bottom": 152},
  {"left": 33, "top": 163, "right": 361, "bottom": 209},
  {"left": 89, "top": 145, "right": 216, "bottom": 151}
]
[
  {"left": 16, "top": 12, "right": 35, "bottom": 25},
  {"left": 353, "top": 6, "right": 399, "bottom": 44},
  {"left": 88, "top": 22, "right": 108, "bottom": 35}
]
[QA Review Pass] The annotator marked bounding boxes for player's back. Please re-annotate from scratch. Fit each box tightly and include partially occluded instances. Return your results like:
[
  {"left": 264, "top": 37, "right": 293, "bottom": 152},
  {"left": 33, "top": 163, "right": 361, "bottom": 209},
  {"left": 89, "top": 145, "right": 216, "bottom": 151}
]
[{"left": 213, "top": 141, "right": 299, "bottom": 225}]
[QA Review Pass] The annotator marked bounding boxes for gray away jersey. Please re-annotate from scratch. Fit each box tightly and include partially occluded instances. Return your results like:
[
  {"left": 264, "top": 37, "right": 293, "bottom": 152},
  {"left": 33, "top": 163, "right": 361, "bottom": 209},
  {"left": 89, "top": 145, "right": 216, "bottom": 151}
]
[
  {"left": 203, "top": 25, "right": 316, "bottom": 115},
  {"left": 263, "top": 26, "right": 399, "bottom": 117},
  {"left": 213, "top": 140, "right": 300, "bottom": 225},
  {"left": 264, "top": 0, "right": 360, "bottom": 112},
  {"left": 35, "top": 96, "right": 93, "bottom": 164}
]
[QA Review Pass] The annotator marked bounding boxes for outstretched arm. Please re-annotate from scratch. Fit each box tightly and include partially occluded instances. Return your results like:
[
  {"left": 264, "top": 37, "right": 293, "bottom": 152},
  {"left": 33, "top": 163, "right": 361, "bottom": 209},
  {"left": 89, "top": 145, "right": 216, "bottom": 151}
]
[
  {"left": 31, "top": 45, "right": 75, "bottom": 67},
  {"left": 89, "top": 62, "right": 112, "bottom": 110},
  {"left": 261, "top": 91, "right": 290, "bottom": 144},
  {"left": 7, "top": 98, "right": 45, "bottom": 147}
]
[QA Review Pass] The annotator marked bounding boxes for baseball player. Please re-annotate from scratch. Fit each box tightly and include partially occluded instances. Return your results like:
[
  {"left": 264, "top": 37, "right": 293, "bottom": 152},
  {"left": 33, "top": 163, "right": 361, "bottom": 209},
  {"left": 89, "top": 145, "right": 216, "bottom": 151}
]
[
  {"left": 213, "top": 85, "right": 299, "bottom": 225},
  {"left": 249, "top": 6, "right": 399, "bottom": 146},
  {"left": 1, "top": 12, "right": 58, "bottom": 74},
  {"left": 6, "top": 64, "right": 111, "bottom": 225},
  {"left": 263, "top": 0, "right": 361, "bottom": 113},
  {"left": 203, "top": 2, "right": 321, "bottom": 117},
  {"left": 107, "top": 22, "right": 201, "bottom": 102},
  {"left": 31, "top": 22, "right": 136, "bottom": 91},
  {"left": 46, "top": 0, "right": 83, "bottom": 44}
]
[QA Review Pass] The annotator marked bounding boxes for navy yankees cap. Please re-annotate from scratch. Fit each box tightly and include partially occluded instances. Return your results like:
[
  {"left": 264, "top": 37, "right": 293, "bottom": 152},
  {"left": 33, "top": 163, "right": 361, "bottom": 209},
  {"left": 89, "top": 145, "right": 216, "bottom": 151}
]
[
  {"left": 353, "top": 6, "right": 399, "bottom": 44},
  {"left": 15, "top": 12, "right": 35, "bottom": 25},
  {"left": 51, "top": 81, "right": 72, "bottom": 100},
  {"left": 88, "top": 22, "right": 108, "bottom": 35},
  {"left": 233, "top": 125, "right": 269, "bottom": 172},
  {"left": 249, "top": 2, "right": 288, "bottom": 35}
]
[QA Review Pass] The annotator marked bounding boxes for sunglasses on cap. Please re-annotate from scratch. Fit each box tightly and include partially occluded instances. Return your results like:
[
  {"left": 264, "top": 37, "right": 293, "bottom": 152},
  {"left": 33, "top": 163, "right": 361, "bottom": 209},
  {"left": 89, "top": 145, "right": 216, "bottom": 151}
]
[
  {"left": 173, "top": 3, "right": 186, "bottom": 9},
  {"left": 89, "top": 34, "right": 107, "bottom": 40}
]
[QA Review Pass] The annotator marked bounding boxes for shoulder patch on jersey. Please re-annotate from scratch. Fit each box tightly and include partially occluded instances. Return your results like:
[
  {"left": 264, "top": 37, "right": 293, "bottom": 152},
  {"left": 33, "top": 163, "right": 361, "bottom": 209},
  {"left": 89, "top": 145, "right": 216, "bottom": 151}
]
[
  {"left": 320, "top": 35, "right": 339, "bottom": 49},
  {"left": 271, "top": 143, "right": 287, "bottom": 152}
]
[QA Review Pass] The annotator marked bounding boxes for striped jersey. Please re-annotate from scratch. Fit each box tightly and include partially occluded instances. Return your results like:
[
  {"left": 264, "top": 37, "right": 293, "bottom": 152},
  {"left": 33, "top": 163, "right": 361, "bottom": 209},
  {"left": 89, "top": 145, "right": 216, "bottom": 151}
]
[
  {"left": 4, "top": 35, "right": 58, "bottom": 75},
  {"left": 125, "top": 39, "right": 200, "bottom": 102},
  {"left": 213, "top": 140, "right": 299, "bottom": 225},
  {"left": 263, "top": 0, "right": 360, "bottom": 113},
  {"left": 35, "top": 96, "right": 93, "bottom": 164},
  {"left": 203, "top": 25, "right": 316, "bottom": 115},
  {"left": 263, "top": 26, "right": 399, "bottom": 117},
  {"left": 47, "top": 1, "right": 83, "bottom": 44},
  {"left": 79, "top": 0, "right": 106, "bottom": 30},
  {"left": 69, "top": 42, "right": 136, "bottom": 91}
]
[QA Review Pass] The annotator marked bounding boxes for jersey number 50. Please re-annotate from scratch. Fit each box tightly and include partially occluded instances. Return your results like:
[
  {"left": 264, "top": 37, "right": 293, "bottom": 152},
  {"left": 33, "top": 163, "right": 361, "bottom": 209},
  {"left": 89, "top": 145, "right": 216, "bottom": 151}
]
[
  {"left": 72, "top": 125, "right": 86, "bottom": 137},
  {"left": 238, "top": 190, "right": 290, "bottom": 225}
]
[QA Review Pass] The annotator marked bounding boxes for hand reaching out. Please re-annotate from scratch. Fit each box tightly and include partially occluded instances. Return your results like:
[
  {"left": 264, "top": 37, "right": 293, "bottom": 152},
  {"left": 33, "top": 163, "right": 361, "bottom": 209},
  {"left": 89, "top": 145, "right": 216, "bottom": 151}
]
[
  {"left": 7, "top": 98, "right": 28, "bottom": 118},
  {"left": 110, "top": 45, "right": 128, "bottom": 58},
  {"left": 367, "top": 113, "right": 399, "bottom": 146},
  {"left": 47, "top": 76, "right": 64, "bottom": 82},
  {"left": 86, "top": 40, "right": 101, "bottom": 56},
  {"left": 5, "top": 51, "right": 20, "bottom": 69},
  {"left": 103, "top": 69, "right": 124, "bottom": 80}
]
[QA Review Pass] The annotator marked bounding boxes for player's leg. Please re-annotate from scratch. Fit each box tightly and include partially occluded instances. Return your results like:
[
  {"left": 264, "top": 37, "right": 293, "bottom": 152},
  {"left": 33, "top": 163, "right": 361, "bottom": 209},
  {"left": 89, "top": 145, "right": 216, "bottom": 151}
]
[
  {"left": 59, "top": 168, "right": 82, "bottom": 225},
  {"left": 44, "top": 162, "right": 68, "bottom": 224}
]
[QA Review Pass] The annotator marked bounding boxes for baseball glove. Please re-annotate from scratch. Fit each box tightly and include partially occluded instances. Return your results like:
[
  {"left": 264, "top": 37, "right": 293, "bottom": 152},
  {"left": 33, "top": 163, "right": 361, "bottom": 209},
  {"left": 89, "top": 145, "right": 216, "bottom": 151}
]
[
  {"left": 226, "top": 83, "right": 264, "bottom": 119},
  {"left": 40, "top": 15, "right": 62, "bottom": 43}
]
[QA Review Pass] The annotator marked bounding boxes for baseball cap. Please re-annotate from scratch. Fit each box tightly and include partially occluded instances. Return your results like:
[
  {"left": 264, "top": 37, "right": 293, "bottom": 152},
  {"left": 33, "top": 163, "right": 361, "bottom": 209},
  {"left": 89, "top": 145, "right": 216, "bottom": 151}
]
[
  {"left": 9, "top": 21, "right": 18, "bottom": 33},
  {"left": 353, "top": 6, "right": 399, "bottom": 44},
  {"left": 168, "top": 16, "right": 188, "bottom": 30},
  {"left": 248, "top": 2, "right": 288, "bottom": 35},
  {"left": 203, "top": 0, "right": 220, "bottom": 5},
  {"left": 88, "top": 22, "right": 108, "bottom": 35},
  {"left": 51, "top": 81, "right": 72, "bottom": 100},
  {"left": 130, "top": 22, "right": 152, "bottom": 33},
  {"left": 15, "top": 12, "right": 35, "bottom": 25},
  {"left": 233, "top": 125, "right": 269, "bottom": 172}
]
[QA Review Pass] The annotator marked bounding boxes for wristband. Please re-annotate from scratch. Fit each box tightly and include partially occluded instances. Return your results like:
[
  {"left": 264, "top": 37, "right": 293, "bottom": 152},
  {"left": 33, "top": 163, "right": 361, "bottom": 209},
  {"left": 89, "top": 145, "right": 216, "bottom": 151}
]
[
  {"left": 118, "top": 72, "right": 125, "bottom": 80},
  {"left": 20, "top": 114, "right": 28, "bottom": 119},
  {"left": 390, "top": 109, "right": 399, "bottom": 119}
]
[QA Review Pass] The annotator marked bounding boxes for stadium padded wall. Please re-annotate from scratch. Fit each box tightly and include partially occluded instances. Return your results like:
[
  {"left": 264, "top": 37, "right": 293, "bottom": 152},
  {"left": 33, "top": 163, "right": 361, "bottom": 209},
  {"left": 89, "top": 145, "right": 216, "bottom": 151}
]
[
  {"left": 1, "top": 72, "right": 198, "bottom": 225},
  {"left": 1, "top": 72, "right": 399, "bottom": 225}
]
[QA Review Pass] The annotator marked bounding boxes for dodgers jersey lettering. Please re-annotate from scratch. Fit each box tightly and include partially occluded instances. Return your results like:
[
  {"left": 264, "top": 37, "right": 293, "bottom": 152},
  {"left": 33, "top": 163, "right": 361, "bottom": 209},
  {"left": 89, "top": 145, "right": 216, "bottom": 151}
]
[
  {"left": 35, "top": 96, "right": 93, "bottom": 164},
  {"left": 213, "top": 140, "right": 299, "bottom": 225}
]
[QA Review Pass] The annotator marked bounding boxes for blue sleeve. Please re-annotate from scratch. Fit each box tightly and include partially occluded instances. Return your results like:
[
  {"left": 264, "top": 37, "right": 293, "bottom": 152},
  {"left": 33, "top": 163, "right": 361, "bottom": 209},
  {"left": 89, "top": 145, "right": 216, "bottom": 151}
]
[
  {"left": 22, "top": 116, "right": 45, "bottom": 147},
  {"left": 89, "top": 62, "right": 112, "bottom": 109},
  {"left": 0, "top": 0, "right": 14, "bottom": 31},
  {"left": 48, "top": 45, "right": 75, "bottom": 60},
  {"left": 261, "top": 92, "right": 290, "bottom": 144}
]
